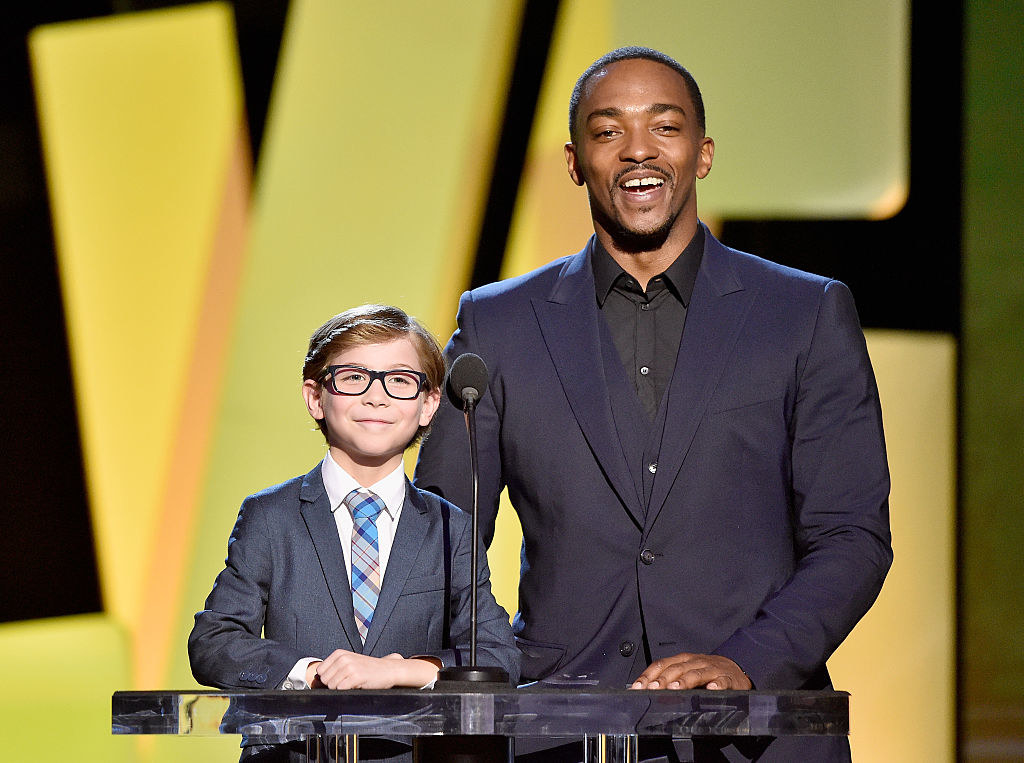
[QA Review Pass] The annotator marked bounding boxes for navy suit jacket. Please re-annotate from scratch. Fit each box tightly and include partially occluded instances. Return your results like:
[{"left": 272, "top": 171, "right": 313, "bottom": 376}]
[
  {"left": 189, "top": 463, "right": 519, "bottom": 693},
  {"left": 415, "top": 227, "right": 891, "bottom": 759}
]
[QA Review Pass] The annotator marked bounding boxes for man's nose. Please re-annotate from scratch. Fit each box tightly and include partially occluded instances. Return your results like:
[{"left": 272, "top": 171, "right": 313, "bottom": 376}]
[{"left": 619, "top": 129, "right": 658, "bottom": 163}]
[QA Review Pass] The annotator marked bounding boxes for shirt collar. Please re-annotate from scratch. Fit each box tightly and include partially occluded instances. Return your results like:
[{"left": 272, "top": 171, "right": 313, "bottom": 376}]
[
  {"left": 592, "top": 224, "right": 705, "bottom": 307},
  {"left": 321, "top": 453, "right": 406, "bottom": 519}
]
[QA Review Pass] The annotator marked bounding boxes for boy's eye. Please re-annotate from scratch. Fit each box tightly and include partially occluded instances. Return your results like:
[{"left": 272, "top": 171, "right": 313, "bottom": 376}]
[{"left": 386, "top": 372, "right": 418, "bottom": 387}]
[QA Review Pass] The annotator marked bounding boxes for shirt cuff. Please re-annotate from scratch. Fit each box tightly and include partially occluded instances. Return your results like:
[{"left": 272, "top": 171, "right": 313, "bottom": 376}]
[{"left": 281, "top": 657, "right": 320, "bottom": 690}]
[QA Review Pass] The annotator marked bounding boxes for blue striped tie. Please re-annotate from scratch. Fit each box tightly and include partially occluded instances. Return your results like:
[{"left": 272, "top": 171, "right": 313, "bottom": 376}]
[{"left": 345, "top": 488, "right": 385, "bottom": 644}]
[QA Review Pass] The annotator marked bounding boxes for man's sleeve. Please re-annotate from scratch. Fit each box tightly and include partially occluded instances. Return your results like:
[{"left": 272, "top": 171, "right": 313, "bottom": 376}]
[
  {"left": 714, "top": 279, "right": 893, "bottom": 689},
  {"left": 415, "top": 290, "right": 505, "bottom": 547}
]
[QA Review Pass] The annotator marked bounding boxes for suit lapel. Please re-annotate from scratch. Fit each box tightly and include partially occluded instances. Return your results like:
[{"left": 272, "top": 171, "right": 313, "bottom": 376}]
[
  {"left": 298, "top": 466, "right": 362, "bottom": 650},
  {"left": 533, "top": 238, "right": 645, "bottom": 525},
  {"left": 648, "top": 231, "right": 755, "bottom": 525},
  {"left": 361, "top": 480, "right": 428, "bottom": 655}
]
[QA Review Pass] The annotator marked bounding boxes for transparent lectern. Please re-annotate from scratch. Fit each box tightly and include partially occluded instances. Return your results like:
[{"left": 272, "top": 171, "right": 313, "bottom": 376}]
[{"left": 112, "top": 687, "right": 848, "bottom": 762}]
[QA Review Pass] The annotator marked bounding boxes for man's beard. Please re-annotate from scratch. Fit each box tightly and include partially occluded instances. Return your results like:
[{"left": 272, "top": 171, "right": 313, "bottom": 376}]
[{"left": 591, "top": 199, "right": 679, "bottom": 253}]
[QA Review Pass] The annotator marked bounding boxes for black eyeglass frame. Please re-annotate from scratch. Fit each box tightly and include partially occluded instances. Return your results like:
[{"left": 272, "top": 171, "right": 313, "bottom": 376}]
[{"left": 321, "top": 365, "right": 429, "bottom": 400}]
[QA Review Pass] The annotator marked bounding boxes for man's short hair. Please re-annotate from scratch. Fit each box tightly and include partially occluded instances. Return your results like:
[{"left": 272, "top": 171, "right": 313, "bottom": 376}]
[
  {"left": 303, "top": 304, "right": 446, "bottom": 444},
  {"left": 568, "top": 46, "right": 706, "bottom": 143}
]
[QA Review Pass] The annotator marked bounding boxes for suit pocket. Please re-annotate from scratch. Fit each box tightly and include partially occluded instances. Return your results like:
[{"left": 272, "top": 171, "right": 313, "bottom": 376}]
[
  {"left": 398, "top": 572, "right": 445, "bottom": 595},
  {"left": 514, "top": 635, "right": 566, "bottom": 682},
  {"left": 710, "top": 385, "right": 783, "bottom": 414}
]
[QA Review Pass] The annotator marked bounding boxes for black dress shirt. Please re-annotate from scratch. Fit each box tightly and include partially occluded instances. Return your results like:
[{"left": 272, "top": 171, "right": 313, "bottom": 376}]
[{"left": 592, "top": 227, "right": 704, "bottom": 420}]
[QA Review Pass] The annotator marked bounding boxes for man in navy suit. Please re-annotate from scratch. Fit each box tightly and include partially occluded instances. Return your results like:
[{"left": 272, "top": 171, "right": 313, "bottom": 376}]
[
  {"left": 190, "top": 304, "right": 518, "bottom": 761},
  {"left": 415, "top": 47, "right": 892, "bottom": 761}
]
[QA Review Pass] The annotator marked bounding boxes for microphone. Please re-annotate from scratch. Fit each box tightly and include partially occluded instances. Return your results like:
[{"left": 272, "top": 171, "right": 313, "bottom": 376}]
[
  {"left": 435, "top": 353, "right": 508, "bottom": 688},
  {"left": 446, "top": 352, "right": 488, "bottom": 410}
]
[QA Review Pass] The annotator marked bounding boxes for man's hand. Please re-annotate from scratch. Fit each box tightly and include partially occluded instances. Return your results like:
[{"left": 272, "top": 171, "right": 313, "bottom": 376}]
[
  {"left": 307, "top": 650, "right": 438, "bottom": 689},
  {"left": 629, "top": 653, "right": 752, "bottom": 691}
]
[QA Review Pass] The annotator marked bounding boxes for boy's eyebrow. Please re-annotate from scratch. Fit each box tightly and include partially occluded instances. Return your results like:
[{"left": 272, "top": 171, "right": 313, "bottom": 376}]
[
  {"left": 585, "top": 103, "right": 687, "bottom": 123},
  {"left": 335, "top": 363, "right": 418, "bottom": 371}
]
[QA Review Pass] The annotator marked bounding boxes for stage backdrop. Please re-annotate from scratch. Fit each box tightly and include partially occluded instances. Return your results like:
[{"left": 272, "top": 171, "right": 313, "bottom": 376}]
[{"left": 6, "top": 1, "right": 961, "bottom": 761}]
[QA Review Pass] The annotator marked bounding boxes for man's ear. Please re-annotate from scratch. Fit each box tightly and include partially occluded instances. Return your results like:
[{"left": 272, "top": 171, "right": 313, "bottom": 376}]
[
  {"left": 696, "top": 136, "right": 715, "bottom": 179},
  {"left": 419, "top": 387, "right": 442, "bottom": 427},
  {"left": 302, "top": 378, "right": 325, "bottom": 422},
  {"left": 565, "top": 142, "right": 585, "bottom": 186}
]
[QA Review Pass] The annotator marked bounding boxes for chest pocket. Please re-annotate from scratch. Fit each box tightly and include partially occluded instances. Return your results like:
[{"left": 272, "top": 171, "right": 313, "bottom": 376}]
[
  {"left": 397, "top": 572, "right": 445, "bottom": 596},
  {"left": 709, "top": 382, "right": 783, "bottom": 414}
]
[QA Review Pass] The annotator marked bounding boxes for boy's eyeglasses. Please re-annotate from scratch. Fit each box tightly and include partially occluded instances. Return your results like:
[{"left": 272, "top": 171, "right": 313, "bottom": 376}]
[{"left": 321, "top": 365, "right": 428, "bottom": 400}]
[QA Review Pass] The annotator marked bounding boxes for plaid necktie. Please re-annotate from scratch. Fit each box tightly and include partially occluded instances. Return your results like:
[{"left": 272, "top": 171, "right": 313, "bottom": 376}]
[{"left": 345, "top": 488, "right": 385, "bottom": 643}]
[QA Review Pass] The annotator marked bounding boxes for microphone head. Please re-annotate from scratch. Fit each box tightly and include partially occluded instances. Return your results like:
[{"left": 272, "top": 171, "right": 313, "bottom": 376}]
[{"left": 446, "top": 353, "right": 489, "bottom": 409}]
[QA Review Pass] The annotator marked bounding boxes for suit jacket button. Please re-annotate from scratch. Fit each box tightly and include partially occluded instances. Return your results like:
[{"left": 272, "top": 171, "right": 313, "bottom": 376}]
[
  {"left": 619, "top": 641, "right": 635, "bottom": 657},
  {"left": 640, "top": 549, "right": 655, "bottom": 565}
]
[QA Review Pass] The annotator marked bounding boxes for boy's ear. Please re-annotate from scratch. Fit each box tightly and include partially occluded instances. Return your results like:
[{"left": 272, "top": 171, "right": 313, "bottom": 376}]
[
  {"left": 419, "top": 387, "right": 442, "bottom": 427},
  {"left": 302, "top": 379, "right": 325, "bottom": 422}
]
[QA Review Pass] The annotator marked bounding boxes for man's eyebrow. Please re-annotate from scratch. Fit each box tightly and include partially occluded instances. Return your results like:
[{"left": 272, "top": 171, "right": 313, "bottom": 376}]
[
  {"left": 585, "top": 106, "right": 624, "bottom": 122},
  {"left": 648, "top": 103, "right": 687, "bottom": 117},
  {"left": 585, "top": 103, "right": 688, "bottom": 122}
]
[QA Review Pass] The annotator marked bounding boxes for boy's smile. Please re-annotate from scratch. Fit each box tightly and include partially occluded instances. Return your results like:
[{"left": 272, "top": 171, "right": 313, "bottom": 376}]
[{"left": 302, "top": 337, "right": 440, "bottom": 484}]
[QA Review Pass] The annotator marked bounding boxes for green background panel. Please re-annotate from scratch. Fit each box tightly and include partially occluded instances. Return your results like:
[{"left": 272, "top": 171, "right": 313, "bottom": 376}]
[{"left": 962, "top": 0, "right": 1024, "bottom": 754}]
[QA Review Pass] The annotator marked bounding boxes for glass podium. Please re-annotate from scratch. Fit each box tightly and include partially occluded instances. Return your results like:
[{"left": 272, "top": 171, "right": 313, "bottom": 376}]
[{"left": 112, "top": 687, "right": 848, "bottom": 762}]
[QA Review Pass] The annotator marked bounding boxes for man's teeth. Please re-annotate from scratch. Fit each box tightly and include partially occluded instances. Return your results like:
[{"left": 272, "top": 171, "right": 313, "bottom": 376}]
[{"left": 623, "top": 177, "right": 664, "bottom": 188}]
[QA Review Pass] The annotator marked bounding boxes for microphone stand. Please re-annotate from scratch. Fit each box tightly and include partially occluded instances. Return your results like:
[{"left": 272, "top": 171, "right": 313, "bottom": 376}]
[
  {"left": 419, "top": 384, "right": 512, "bottom": 762},
  {"left": 468, "top": 392, "right": 480, "bottom": 666},
  {"left": 435, "top": 389, "right": 509, "bottom": 685}
]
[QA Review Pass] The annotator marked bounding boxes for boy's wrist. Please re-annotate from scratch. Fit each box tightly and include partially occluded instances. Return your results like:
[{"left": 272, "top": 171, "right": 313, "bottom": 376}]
[
  {"left": 305, "top": 660, "right": 323, "bottom": 688},
  {"left": 409, "top": 655, "right": 443, "bottom": 670},
  {"left": 407, "top": 655, "right": 442, "bottom": 687}
]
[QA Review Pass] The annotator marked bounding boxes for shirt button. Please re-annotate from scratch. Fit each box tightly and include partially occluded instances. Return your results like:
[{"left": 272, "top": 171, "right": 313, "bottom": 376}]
[
  {"left": 640, "top": 549, "right": 655, "bottom": 565},
  {"left": 620, "top": 641, "right": 636, "bottom": 657},
  {"left": 640, "top": 366, "right": 650, "bottom": 376},
  {"left": 641, "top": 303, "right": 650, "bottom": 311},
  {"left": 648, "top": 462, "right": 658, "bottom": 474}
]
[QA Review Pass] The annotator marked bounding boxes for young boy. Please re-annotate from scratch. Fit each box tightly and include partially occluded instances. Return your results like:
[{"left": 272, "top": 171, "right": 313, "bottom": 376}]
[{"left": 189, "top": 304, "right": 518, "bottom": 760}]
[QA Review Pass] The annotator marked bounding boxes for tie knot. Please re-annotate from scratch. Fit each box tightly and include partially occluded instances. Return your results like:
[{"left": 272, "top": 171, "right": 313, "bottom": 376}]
[{"left": 344, "top": 488, "right": 385, "bottom": 521}]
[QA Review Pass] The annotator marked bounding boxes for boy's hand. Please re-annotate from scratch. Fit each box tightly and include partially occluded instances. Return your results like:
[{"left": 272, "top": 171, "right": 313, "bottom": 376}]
[{"left": 308, "top": 650, "right": 438, "bottom": 689}]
